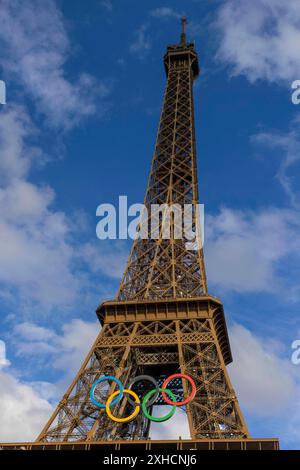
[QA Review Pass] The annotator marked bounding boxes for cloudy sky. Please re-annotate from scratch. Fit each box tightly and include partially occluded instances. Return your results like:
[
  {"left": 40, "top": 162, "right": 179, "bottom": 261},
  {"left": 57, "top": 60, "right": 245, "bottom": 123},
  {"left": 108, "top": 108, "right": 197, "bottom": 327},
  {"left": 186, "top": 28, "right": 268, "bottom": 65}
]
[{"left": 0, "top": 0, "right": 300, "bottom": 449}]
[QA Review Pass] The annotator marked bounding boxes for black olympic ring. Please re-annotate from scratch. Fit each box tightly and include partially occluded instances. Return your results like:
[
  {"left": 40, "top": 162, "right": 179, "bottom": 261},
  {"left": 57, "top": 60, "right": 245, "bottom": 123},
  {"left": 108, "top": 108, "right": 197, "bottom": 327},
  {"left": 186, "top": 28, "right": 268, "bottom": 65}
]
[{"left": 127, "top": 375, "right": 160, "bottom": 407}]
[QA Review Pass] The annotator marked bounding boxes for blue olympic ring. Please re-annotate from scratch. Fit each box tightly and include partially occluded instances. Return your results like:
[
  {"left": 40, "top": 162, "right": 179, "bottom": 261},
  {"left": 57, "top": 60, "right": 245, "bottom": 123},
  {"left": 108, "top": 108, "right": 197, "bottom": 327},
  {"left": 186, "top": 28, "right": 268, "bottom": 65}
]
[{"left": 90, "top": 375, "right": 123, "bottom": 409}]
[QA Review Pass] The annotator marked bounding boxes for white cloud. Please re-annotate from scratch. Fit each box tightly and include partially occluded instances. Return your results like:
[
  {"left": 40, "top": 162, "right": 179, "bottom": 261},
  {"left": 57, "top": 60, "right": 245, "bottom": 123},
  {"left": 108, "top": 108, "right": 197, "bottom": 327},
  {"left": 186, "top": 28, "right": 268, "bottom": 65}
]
[
  {"left": 14, "top": 319, "right": 99, "bottom": 380},
  {"left": 0, "top": 3, "right": 115, "bottom": 312},
  {"left": 0, "top": 178, "right": 80, "bottom": 308},
  {"left": 14, "top": 322, "right": 56, "bottom": 342},
  {"left": 54, "top": 319, "right": 99, "bottom": 378},
  {"left": 150, "top": 7, "right": 181, "bottom": 19},
  {"left": 0, "top": 0, "right": 109, "bottom": 128},
  {"left": 215, "top": 0, "right": 300, "bottom": 83},
  {"left": 205, "top": 206, "right": 300, "bottom": 293},
  {"left": 228, "top": 324, "right": 296, "bottom": 416},
  {"left": 252, "top": 117, "right": 300, "bottom": 208},
  {"left": 101, "top": 0, "right": 113, "bottom": 11},
  {"left": 0, "top": 105, "right": 36, "bottom": 183},
  {"left": 0, "top": 105, "right": 120, "bottom": 311},
  {"left": 129, "top": 25, "right": 151, "bottom": 58},
  {"left": 0, "top": 370, "right": 53, "bottom": 441},
  {"left": 0, "top": 317, "right": 100, "bottom": 442},
  {"left": 0, "top": 3, "right": 115, "bottom": 313},
  {"left": 0, "top": 218, "right": 75, "bottom": 300},
  {"left": 80, "top": 242, "right": 128, "bottom": 279},
  {"left": 0, "top": 106, "right": 75, "bottom": 308},
  {"left": 150, "top": 408, "right": 190, "bottom": 440}
]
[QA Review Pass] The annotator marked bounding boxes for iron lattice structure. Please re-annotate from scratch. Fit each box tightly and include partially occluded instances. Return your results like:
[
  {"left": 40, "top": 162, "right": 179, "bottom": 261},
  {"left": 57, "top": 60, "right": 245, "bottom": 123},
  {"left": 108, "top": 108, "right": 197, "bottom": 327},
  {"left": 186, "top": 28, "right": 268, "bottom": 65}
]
[
  {"left": 117, "top": 23, "right": 207, "bottom": 301},
  {"left": 37, "top": 19, "right": 250, "bottom": 443}
]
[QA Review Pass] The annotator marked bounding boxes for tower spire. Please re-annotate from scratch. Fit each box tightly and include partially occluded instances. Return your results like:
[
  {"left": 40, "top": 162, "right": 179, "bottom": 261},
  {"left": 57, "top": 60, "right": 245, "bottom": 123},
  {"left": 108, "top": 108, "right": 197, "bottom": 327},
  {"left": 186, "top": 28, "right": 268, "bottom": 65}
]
[{"left": 180, "top": 16, "right": 187, "bottom": 46}]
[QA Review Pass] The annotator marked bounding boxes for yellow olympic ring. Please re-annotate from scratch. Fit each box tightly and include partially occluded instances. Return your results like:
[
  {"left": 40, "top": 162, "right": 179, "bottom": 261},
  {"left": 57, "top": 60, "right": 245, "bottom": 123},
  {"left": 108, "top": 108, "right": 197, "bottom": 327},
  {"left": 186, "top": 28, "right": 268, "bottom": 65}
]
[{"left": 105, "top": 389, "right": 140, "bottom": 423}]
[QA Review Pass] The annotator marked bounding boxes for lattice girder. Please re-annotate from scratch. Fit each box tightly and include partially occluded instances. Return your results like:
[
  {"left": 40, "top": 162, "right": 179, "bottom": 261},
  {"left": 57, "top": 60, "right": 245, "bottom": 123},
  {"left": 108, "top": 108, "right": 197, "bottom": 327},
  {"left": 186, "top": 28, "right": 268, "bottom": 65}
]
[
  {"left": 37, "top": 299, "right": 248, "bottom": 442},
  {"left": 117, "top": 43, "right": 207, "bottom": 301}
]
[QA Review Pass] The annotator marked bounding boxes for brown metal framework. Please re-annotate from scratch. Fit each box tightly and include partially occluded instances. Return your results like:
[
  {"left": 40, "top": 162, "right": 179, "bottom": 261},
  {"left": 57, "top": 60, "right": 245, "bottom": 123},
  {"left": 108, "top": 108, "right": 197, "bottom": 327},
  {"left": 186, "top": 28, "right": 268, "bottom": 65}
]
[
  {"left": 8, "top": 19, "right": 276, "bottom": 448},
  {"left": 0, "top": 438, "right": 279, "bottom": 451},
  {"left": 117, "top": 22, "right": 206, "bottom": 301},
  {"left": 37, "top": 297, "right": 249, "bottom": 441}
]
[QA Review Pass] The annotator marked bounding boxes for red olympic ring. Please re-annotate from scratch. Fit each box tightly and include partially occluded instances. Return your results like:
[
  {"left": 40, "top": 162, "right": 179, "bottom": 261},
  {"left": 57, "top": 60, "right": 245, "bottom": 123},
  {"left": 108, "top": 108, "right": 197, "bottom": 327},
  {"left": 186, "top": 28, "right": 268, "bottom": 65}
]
[{"left": 161, "top": 373, "right": 196, "bottom": 406}]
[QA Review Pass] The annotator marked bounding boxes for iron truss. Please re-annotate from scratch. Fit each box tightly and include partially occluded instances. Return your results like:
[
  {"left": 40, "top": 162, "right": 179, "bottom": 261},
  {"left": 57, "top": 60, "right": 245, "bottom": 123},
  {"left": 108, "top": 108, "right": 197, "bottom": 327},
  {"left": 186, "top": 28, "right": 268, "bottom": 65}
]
[
  {"left": 37, "top": 298, "right": 248, "bottom": 441},
  {"left": 24, "top": 19, "right": 277, "bottom": 447},
  {"left": 117, "top": 40, "right": 207, "bottom": 301}
]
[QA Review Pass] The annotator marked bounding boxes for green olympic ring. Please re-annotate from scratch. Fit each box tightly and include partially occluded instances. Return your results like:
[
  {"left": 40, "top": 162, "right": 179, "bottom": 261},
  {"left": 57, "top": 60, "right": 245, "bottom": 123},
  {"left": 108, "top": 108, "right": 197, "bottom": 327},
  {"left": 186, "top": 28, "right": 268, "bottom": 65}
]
[{"left": 142, "top": 388, "right": 177, "bottom": 422}]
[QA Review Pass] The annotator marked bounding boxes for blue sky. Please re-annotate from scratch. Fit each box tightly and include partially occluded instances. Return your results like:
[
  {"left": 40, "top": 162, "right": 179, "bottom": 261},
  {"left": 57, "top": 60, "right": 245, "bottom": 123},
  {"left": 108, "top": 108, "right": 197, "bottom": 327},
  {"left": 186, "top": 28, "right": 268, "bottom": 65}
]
[{"left": 0, "top": 0, "right": 300, "bottom": 448}]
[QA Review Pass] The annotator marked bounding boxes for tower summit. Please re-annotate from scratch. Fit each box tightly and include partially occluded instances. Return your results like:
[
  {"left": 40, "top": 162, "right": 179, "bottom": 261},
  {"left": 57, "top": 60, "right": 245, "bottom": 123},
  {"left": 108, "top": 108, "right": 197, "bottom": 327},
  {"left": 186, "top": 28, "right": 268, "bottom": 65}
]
[
  {"left": 163, "top": 16, "right": 199, "bottom": 79},
  {"left": 180, "top": 17, "right": 187, "bottom": 46},
  {"left": 1, "top": 19, "right": 278, "bottom": 451}
]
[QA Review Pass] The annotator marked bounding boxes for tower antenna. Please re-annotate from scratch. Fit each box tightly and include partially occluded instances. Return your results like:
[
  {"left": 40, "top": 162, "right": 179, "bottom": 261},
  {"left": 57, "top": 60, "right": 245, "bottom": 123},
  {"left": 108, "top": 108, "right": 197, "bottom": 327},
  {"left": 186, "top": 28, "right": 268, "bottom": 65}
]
[{"left": 180, "top": 16, "right": 187, "bottom": 46}]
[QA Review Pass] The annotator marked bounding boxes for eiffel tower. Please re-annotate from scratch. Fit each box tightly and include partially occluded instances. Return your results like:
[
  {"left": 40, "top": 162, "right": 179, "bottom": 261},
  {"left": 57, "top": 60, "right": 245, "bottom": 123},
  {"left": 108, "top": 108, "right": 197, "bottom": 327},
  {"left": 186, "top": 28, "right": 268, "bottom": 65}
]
[{"left": 1, "top": 19, "right": 278, "bottom": 451}]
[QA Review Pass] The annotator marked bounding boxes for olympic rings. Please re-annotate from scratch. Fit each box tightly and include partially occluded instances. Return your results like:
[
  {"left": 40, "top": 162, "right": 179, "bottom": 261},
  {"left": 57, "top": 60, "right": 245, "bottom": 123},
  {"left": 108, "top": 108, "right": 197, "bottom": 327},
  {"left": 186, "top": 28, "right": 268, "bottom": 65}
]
[
  {"left": 90, "top": 373, "right": 196, "bottom": 423},
  {"left": 106, "top": 389, "right": 140, "bottom": 423},
  {"left": 162, "top": 373, "right": 196, "bottom": 406},
  {"left": 142, "top": 388, "right": 176, "bottom": 422}
]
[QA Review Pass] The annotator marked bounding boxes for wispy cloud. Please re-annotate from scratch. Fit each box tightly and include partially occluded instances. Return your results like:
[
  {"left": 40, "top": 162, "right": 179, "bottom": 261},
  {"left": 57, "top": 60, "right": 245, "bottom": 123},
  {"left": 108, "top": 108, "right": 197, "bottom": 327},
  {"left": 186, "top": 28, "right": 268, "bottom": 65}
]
[
  {"left": 0, "top": 104, "right": 121, "bottom": 313},
  {"left": 149, "top": 7, "right": 181, "bottom": 20},
  {"left": 214, "top": 0, "right": 300, "bottom": 83},
  {"left": 0, "top": 105, "right": 77, "bottom": 309},
  {"left": 149, "top": 7, "right": 202, "bottom": 44},
  {"left": 0, "top": 105, "right": 37, "bottom": 183},
  {"left": 0, "top": 0, "right": 110, "bottom": 129},
  {"left": 14, "top": 319, "right": 99, "bottom": 380},
  {"left": 252, "top": 117, "right": 300, "bottom": 208},
  {"left": 80, "top": 241, "right": 128, "bottom": 279},
  {"left": 0, "top": 1, "right": 118, "bottom": 314},
  {"left": 206, "top": 206, "right": 300, "bottom": 295},
  {"left": 129, "top": 24, "right": 151, "bottom": 58},
  {"left": 101, "top": 0, "right": 113, "bottom": 12}
]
